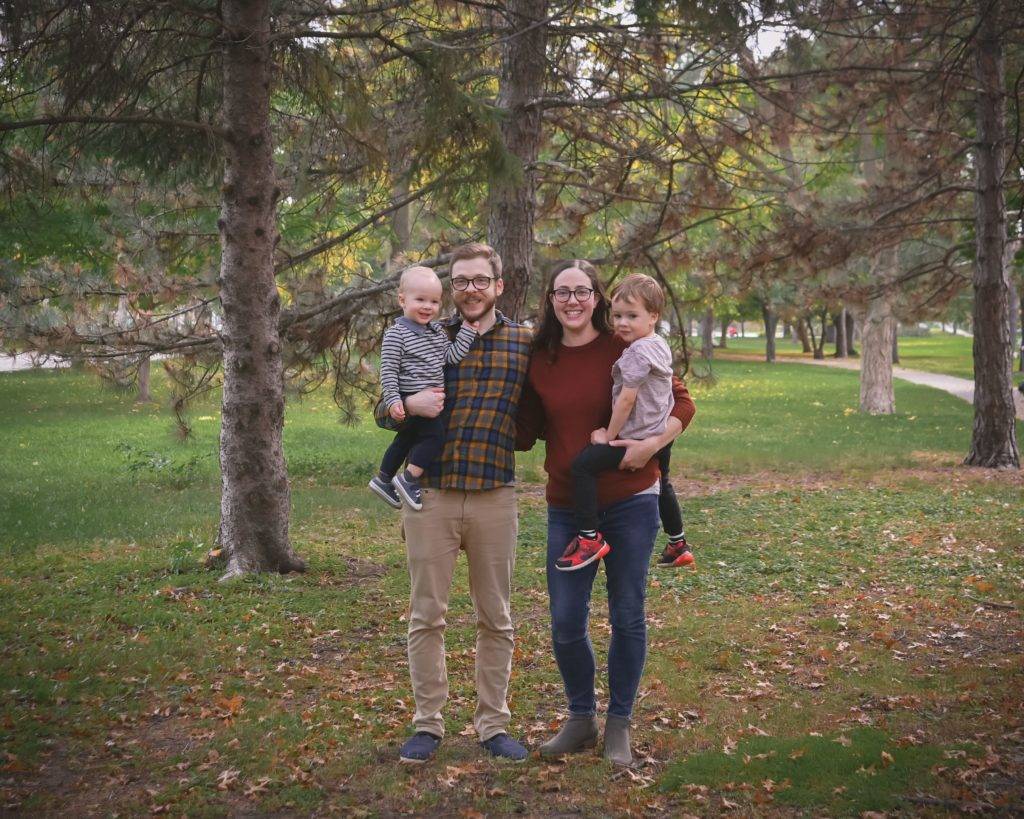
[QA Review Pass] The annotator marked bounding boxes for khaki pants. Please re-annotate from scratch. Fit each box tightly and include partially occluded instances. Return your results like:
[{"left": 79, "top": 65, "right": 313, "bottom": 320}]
[{"left": 402, "top": 485, "right": 517, "bottom": 741}]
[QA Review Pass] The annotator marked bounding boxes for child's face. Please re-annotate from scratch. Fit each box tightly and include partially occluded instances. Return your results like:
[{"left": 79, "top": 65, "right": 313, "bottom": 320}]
[
  {"left": 399, "top": 275, "right": 443, "bottom": 325},
  {"left": 611, "top": 295, "right": 658, "bottom": 343}
]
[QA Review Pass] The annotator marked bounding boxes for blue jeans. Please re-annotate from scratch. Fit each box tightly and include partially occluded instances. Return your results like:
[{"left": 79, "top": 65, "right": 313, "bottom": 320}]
[{"left": 546, "top": 493, "right": 659, "bottom": 718}]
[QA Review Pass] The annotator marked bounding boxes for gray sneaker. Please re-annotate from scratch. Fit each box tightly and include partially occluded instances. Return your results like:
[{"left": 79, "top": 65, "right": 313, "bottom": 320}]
[
  {"left": 392, "top": 472, "right": 423, "bottom": 511},
  {"left": 368, "top": 475, "right": 401, "bottom": 509}
]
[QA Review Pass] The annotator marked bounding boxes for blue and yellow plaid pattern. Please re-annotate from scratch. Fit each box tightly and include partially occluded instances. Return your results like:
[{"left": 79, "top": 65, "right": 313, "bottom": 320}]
[{"left": 373, "top": 311, "right": 531, "bottom": 491}]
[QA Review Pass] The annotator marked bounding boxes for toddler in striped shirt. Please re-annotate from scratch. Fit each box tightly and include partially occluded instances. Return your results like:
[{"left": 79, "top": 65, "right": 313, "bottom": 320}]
[{"left": 369, "top": 266, "right": 478, "bottom": 511}]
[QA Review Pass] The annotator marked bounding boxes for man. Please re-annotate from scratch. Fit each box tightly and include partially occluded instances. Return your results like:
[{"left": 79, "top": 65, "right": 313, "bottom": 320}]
[{"left": 382, "top": 242, "right": 533, "bottom": 763}]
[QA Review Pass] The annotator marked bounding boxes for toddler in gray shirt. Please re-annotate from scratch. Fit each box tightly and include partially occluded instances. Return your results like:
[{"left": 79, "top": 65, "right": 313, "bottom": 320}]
[{"left": 556, "top": 273, "right": 694, "bottom": 572}]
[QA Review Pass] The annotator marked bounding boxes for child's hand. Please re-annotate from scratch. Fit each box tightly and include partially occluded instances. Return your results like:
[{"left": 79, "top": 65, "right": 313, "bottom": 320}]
[
  {"left": 465, "top": 319, "right": 481, "bottom": 332},
  {"left": 389, "top": 402, "right": 407, "bottom": 422},
  {"left": 591, "top": 427, "right": 608, "bottom": 445}
]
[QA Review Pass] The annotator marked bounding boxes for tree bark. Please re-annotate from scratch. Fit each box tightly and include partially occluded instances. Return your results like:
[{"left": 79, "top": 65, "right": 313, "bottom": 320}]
[
  {"left": 719, "top": 315, "right": 729, "bottom": 348},
  {"left": 859, "top": 254, "right": 898, "bottom": 414},
  {"left": 217, "top": 0, "right": 307, "bottom": 578},
  {"left": 834, "top": 307, "right": 848, "bottom": 358},
  {"left": 891, "top": 327, "right": 900, "bottom": 365},
  {"left": 796, "top": 318, "right": 812, "bottom": 353},
  {"left": 846, "top": 310, "right": 858, "bottom": 356},
  {"left": 490, "top": 0, "right": 546, "bottom": 320},
  {"left": 965, "top": 0, "right": 1019, "bottom": 468},
  {"left": 701, "top": 306, "right": 714, "bottom": 359},
  {"left": 136, "top": 355, "right": 151, "bottom": 403},
  {"left": 762, "top": 304, "right": 777, "bottom": 363},
  {"left": 812, "top": 309, "right": 828, "bottom": 359}
]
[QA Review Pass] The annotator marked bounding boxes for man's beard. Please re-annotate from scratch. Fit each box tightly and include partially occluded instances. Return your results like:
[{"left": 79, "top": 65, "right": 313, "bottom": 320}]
[{"left": 456, "top": 293, "right": 495, "bottom": 321}]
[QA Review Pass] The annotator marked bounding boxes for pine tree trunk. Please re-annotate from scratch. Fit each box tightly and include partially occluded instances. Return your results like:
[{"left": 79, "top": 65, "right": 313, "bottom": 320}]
[
  {"left": 217, "top": 0, "right": 306, "bottom": 578},
  {"left": 859, "top": 258, "right": 898, "bottom": 414},
  {"left": 813, "top": 309, "right": 828, "bottom": 360},
  {"left": 965, "top": 0, "right": 1019, "bottom": 468},
  {"left": 701, "top": 306, "right": 714, "bottom": 359},
  {"left": 490, "top": 0, "right": 546, "bottom": 320},
  {"left": 846, "top": 310, "right": 858, "bottom": 356},
  {"left": 136, "top": 355, "right": 151, "bottom": 403},
  {"left": 834, "top": 307, "right": 848, "bottom": 358},
  {"left": 762, "top": 304, "right": 777, "bottom": 363},
  {"left": 796, "top": 318, "right": 812, "bottom": 353}
]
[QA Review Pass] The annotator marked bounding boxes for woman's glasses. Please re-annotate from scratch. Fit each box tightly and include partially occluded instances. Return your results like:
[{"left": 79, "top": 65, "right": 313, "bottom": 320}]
[
  {"left": 551, "top": 286, "right": 595, "bottom": 303},
  {"left": 451, "top": 275, "right": 495, "bottom": 291}
]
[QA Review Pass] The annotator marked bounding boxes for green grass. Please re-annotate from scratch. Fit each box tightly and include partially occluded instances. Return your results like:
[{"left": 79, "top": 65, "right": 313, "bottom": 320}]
[
  {"left": 660, "top": 727, "right": 971, "bottom": 814},
  {"left": 717, "top": 331, "right": 981, "bottom": 379},
  {"left": 5, "top": 359, "right": 1010, "bottom": 553},
  {"left": 2, "top": 361, "right": 1023, "bottom": 815}
]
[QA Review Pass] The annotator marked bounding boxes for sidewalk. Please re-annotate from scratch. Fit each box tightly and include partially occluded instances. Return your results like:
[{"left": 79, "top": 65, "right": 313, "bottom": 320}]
[{"left": 774, "top": 355, "right": 1024, "bottom": 421}]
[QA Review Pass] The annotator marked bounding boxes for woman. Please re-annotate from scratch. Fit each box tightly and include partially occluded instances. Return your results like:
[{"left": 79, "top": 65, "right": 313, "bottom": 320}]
[{"left": 516, "top": 260, "right": 696, "bottom": 766}]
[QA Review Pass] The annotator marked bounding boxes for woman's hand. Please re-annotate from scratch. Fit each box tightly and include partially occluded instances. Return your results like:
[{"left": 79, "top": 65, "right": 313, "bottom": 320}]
[
  {"left": 388, "top": 402, "right": 407, "bottom": 422},
  {"left": 609, "top": 436, "right": 659, "bottom": 471},
  {"left": 590, "top": 427, "right": 608, "bottom": 445},
  {"left": 403, "top": 387, "right": 445, "bottom": 418}
]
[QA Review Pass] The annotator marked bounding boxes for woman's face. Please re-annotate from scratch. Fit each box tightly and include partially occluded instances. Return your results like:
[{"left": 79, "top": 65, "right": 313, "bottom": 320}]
[{"left": 550, "top": 268, "right": 598, "bottom": 334}]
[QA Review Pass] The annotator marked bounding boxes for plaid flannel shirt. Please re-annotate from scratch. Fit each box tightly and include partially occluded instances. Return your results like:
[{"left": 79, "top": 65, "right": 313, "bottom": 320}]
[{"left": 377, "top": 311, "right": 531, "bottom": 490}]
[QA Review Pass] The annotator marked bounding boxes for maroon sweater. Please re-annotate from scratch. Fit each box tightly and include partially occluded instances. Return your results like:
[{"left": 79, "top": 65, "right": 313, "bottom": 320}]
[{"left": 516, "top": 332, "right": 696, "bottom": 509}]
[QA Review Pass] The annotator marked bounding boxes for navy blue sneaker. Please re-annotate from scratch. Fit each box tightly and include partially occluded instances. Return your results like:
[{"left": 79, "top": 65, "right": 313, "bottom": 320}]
[
  {"left": 399, "top": 731, "right": 440, "bottom": 764},
  {"left": 480, "top": 733, "right": 527, "bottom": 762},
  {"left": 392, "top": 472, "right": 423, "bottom": 511},
  {"left": 368, "top": 475, "right": 401, "bottom": 509}
]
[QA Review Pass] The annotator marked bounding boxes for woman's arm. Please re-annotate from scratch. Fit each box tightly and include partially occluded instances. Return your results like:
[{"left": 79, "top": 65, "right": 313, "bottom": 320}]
[{"left": 515, "top": 377, "right": 545, "bottom": 451}]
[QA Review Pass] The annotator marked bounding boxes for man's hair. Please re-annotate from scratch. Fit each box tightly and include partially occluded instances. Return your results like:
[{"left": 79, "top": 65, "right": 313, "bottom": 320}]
[
  {"left": 449, "top": 242, "right": 502, "bottom": 279},
  {"left": 611, "top": 273, "right": 664, "bottom": 316}
]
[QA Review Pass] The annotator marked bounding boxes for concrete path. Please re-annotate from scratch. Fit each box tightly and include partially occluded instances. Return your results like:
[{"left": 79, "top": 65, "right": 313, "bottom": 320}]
[{"left": 775, "top": 355, "right": 1024, "bottom": 420}]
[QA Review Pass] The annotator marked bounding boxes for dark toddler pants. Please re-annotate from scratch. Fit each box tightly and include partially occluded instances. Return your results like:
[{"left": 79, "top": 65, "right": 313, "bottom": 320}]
[
  {"left": 380, "top": 394, "right": 445, "bottom": 478},
  {"left": 571, "top": 442, "right": 683, "bottom": 536}
]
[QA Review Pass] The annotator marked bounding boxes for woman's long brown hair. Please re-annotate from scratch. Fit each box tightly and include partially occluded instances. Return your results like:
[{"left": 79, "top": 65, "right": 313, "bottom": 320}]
[{"left": 531, "top": 259, "right": 612, "bottom": 362}]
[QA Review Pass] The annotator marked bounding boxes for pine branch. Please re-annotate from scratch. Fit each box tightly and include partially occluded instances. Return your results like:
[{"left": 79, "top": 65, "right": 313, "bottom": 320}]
[{"left": 0, "top": 115, "right": 226, "bottom": 139}]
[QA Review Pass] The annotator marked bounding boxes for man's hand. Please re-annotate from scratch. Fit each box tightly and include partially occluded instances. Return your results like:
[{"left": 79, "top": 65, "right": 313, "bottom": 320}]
[
  {"left": 403, "top": 387, "right": 445, "bottom": 418},
  {"left": 609, "top": 437, "right": 660, "bottom": 471},
  {"left": 388, "top": 402, "right": 407, "bottom": 422},
  {"left": 591, "top": 427, "right": 609, "bottom": 445}
]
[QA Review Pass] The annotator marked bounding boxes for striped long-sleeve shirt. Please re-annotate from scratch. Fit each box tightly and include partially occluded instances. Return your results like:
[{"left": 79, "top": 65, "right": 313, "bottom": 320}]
[{"left": 379, "top": 316, "right": 478, "bottom": 409}]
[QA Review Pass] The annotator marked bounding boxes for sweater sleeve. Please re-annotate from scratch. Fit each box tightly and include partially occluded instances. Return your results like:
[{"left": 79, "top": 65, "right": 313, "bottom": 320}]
[
  {"left": 379, "top": 326, "right": 404, "bottom": 409},
  {"left": 444, "top": 322, "right": 478, "bottom": 365},
  {"left": 668, "top": 375, "right": 696, "bottom": 431},
  {"left": 515, "top": 373, "right": 546, "bottom": 451}
]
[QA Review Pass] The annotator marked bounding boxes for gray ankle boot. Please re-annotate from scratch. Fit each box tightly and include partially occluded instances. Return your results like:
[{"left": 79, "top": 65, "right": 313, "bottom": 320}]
[
  {"left": 603, "top": 714, "right": 633, "bottom": 767},
  {"left": 538, "top": 714, "right": 599, "bottom": 758}
]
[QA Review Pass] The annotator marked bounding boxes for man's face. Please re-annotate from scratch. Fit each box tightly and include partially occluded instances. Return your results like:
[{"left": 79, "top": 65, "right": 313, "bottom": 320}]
[{"left": 450, "top": 256, "right": 502, "bottom": 323}]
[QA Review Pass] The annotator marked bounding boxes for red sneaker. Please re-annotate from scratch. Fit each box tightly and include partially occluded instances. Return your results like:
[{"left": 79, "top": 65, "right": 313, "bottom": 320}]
[
  {"left": 555, "top": 533, "right": 611, "bottom": 572},
  {"left": 657, "top": 539, "right": 695, "bottom": 568}
]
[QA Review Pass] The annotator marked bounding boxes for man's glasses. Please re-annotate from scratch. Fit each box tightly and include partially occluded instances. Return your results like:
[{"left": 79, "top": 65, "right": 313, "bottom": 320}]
[
  {"left": 551, "top": 286, "right": 595, "bottom": 303},
  {"left": 451, "top": 275, "right": 495, "bottom": 291}
]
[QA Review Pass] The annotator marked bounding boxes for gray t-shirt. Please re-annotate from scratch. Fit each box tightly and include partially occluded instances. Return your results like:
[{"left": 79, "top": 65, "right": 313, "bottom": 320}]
[{"left": 612, "top": 334, "right": 673, "bottom": 440}]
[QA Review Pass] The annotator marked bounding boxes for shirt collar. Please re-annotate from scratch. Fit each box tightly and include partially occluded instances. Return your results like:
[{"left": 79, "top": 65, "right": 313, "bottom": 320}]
[{"left": 396, "top": 316, "right": 435, "bottom": 335}]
